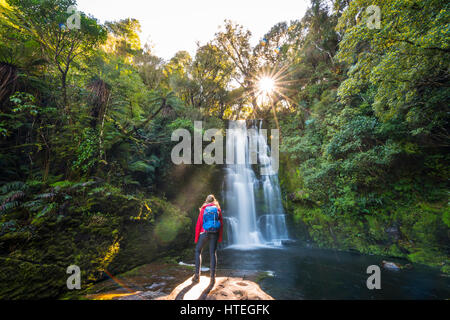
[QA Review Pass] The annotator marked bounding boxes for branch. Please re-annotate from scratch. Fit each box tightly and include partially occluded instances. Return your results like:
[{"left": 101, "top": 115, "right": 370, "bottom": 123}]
[{"left": 134, "top": 97, "right": 167, "bottom": 130}]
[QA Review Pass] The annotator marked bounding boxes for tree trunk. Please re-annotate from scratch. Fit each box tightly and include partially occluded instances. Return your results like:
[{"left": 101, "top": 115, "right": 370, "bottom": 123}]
[{"left": 61, "top": 73, "right": 69, "bottom": 115}]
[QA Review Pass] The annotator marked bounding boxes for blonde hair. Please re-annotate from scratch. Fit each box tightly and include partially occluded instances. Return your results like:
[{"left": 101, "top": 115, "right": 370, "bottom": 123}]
[{"left": 203, "top": 194, "right": 220, "bottom": 209}]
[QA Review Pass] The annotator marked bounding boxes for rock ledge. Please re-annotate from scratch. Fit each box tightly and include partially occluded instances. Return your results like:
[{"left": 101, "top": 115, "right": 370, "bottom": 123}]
[{"left": 158, "top": 276, "right": 274, "bottom": 300}]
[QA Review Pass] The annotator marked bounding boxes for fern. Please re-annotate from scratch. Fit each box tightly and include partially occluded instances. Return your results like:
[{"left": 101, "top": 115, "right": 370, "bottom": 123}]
[
  {"left": 0, "top": 201, "right": 19, "bottom": 214},
  {"left": 0, "top": 220, "right": 18, "bottom": 235},
  {"left": 50, "top": 180, "right": 75, "bottom": 188},
  {"left": 0, "top": 190, "right": 25, "bottom": 203},
  {"left": 69, "top": 180, "right": 96, "bottom": 190},
  {"left": 0, "top": 181, "right": 28, "bottom": 214},
  {"left": 23, "top": 200, "right": 44, "bottom": 212},
  {"left": 129, "top": 160, "right": 155, "bottom": 173},
  {"left": 0, "top": 181, "right": 27, "bottom": 194},
  {"left": 123, "top": 175, "right": 140, "bottom": 186},
  {"left": 34, "top": 192, "right": 56, "bottom": 200},
  {"left": 35, "top": 203, "right": 57, "bottom": 219},
  {"left": 89, "top": 186, "right": 109, "bottom": 195}
]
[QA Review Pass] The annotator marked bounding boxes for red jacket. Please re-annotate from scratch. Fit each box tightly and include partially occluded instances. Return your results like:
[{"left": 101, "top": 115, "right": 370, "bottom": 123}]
[{"left": 195, "top": 203, "right": 223, "bottom": 243}]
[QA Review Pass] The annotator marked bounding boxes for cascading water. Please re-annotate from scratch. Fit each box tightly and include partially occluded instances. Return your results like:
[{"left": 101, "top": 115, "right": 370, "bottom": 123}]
[
  {"left": 223, "top": 120, "right": 290, "bottom": 248},
  {"left": 256, "top": 122, "right": 289, "bottom": 245},
  {"left": 223, "top": 120, "right": 263, "bottom": 247}
]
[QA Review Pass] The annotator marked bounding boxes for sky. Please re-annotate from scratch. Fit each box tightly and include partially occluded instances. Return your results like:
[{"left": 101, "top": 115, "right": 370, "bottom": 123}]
[{"left": 76, "top": 0, "right": 310, "bottom": 61}]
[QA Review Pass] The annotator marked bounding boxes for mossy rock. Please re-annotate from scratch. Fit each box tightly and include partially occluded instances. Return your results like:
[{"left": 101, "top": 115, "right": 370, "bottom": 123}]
[
  {"left": 108, "top": 197, "right": 191, "bottom": 274},
  {"left": 0, "top": 189, "right": 192, "bottom": 299},
  {"left": 0, "top": 257, "right": 66, "bottom": 300}
]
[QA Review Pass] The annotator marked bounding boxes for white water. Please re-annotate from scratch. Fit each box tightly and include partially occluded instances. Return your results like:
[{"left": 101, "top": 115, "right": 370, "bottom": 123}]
[{"left": 223, "top": 120, "right": 290, "bottom": 249}]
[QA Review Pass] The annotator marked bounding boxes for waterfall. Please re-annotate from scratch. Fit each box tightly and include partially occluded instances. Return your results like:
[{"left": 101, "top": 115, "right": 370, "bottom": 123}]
[{"left": 223, "top": 120, "right": 290, "bottom": 248}]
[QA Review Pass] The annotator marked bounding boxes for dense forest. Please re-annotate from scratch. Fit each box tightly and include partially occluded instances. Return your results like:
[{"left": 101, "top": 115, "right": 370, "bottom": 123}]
[{"left": 0, "top": 0, "right": 448, "bottom": 299}]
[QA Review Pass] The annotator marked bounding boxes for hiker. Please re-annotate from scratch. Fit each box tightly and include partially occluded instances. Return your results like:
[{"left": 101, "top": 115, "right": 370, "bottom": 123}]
[{"left": 192, "top": 194, "right": 223, "bottom": 284}]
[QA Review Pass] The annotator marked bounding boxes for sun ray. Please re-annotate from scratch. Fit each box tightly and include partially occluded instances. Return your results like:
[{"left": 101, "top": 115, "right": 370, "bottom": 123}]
[{"left": 224, "top": 62, "right": 303, "bottom": 120}]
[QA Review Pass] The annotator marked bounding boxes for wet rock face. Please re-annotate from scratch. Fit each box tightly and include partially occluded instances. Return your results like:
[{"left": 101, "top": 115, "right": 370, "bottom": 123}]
[{"left": 159, "top": 276, "right": 274, "bottom": 300}]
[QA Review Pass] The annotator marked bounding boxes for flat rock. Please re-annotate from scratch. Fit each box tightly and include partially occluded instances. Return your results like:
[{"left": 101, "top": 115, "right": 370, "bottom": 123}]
[
  {"left": 84, "top": 262, "right": 272, "bottom": 300},
  {"left": 158, "top": 276, "right": 274, "bottom": 300}
]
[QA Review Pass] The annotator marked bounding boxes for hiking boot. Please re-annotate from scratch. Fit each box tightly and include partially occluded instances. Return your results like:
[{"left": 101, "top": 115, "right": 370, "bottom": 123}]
[
  {"left": 192, "top": 274, "right": 200, "bottom": 283},
  {"left": 209, "top": 273, "right": 215, "bottom": 285}
]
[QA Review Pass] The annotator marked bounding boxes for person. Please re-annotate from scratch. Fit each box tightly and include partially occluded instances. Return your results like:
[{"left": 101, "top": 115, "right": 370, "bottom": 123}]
[{"left": 192, "top": 194, "right": 223, "bottom": 284}]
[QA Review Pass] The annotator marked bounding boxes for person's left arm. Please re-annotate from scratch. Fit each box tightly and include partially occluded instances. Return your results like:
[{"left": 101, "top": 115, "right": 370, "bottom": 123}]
[{"left": 195, "top": 206, "right": 205, "bottom": 243}]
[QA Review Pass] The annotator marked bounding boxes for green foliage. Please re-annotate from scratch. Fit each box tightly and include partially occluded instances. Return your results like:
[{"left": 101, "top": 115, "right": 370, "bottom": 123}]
[
  {"left": 336, "top": 0, "right": 449, "bottom": 148},
  {"left": 2, "top": 0, "right": 107, "bottom": 107},
  {"left": 72, "top": 128, "right": 99, "bottom": 173},
  {"left": 278, "top": 0, "right": 449, "bottom": 269},
  {"left": 0, "top": 92, "right": 37, "bottom": 138},
  {"left": 167, "top": 117, "right": 194, "bottom": 132},
  {"left": 9, "top": 92, "right": 38, "bottom": 115},
  {"left": 0, "top": 181, "right": 27, "bottom": 215}
]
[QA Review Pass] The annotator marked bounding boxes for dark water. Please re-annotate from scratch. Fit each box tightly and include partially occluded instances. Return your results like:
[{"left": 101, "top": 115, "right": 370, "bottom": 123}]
[{"left": 215, "top": 244, "right": 450, "bottom": 300}]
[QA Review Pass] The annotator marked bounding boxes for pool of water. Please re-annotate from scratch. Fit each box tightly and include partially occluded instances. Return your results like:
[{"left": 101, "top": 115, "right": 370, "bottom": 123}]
[{"left": 214, "top": 244, "right": 450, "bottom": 300}]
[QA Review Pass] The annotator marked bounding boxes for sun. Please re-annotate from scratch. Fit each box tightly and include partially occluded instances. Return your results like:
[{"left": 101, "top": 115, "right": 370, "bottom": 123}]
[
  {"left": 248, "top": 66, "right": 299, "bottom": 111},
  {"left": 255, "top": 76, "right": 277, "bottom": 106},
  {"left": 258, "top": 77, "right": 275, "bottom": 95}
]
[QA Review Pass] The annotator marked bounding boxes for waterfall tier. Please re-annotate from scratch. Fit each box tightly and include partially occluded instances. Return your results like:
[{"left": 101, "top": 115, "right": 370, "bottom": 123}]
[{"left": 223, "top": 120, "right": 290, "bottom": 249}]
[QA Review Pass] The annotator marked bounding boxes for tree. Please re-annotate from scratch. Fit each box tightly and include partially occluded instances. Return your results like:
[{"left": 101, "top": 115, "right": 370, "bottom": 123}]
[
  {"left": 191, "top": 43, "right": 234, "bottom": 118},
  {"left": 104, "top": 18, "right": 142, "bottom": 61},
  {"left": 0, "top": 5, "right": 45, "bottom": 106},
  {"left": 213, "top": 20, "right": 259, "bottom": 114},
  {"left": 1, "top": 0, "right": 107, "bottom": 116},
  {"left": 162, "top": 50, "right": 196, "bottom": 106},
  {"left": 135, "top": 44, "right": 165, "bottom": 90},
  {"left": 336, "top": 0, "right": 450, "bottom": 148}
]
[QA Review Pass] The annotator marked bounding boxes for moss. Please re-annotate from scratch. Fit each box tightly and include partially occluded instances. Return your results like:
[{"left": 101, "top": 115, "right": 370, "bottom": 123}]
[
  {"left": 0, "top": 257, "right": 66, "bottom": 299},
  {"left": 119, "top": 264, "right": 147, "bottom": 278},
  {"left": 288, "top": 201, "right": 449, "bottom": 269},
  {"left": 442, "top": 206, "right": 450, "bottom": 228},
  {"left": 154, "top": 214, "right": 188, "bottom": 245},
  {"left": 386, "top": 244, "right": 406, "bottom": 258},
  {"left": 279, "top": 155, "right": 449, "bottom": 270},
  {"left": 255, "top": 271, "right": 273, "bottom": 283},
  {"left": 441, "top": 265, "right": 450, "bottom": 274},
  {"left": 104, "top": 196, "right": 191, "bottom": 275},
  {"left": 0, "top": 185, "right": 193, "bottom": 299},
  {"left": 407, "top": 249, "right": 446, "bottom": 268},
  {"left": 157, "top": 255, "right": 180, "bottom": 265}
]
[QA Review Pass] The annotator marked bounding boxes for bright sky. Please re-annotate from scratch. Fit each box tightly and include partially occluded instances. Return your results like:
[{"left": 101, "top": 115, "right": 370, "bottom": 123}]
[{"left": 76, "top": 0, "right": 309, "bottom": 61}]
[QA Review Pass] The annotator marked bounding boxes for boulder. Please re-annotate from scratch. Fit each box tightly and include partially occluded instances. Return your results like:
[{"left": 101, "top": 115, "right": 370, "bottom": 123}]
[
  {"left": 381, "top": 260, "right": 414, "bottom": 271},
  {"left": 158, "top": 276, "right": 274, "bottom": 300}
]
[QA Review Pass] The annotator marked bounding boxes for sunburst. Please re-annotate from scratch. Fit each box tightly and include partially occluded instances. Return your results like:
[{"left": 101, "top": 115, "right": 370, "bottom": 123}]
[
  {"left": 250, "top": 65, "right": 298, "bottom": 109},
  {"left": 258, "top": 77, "right": 275, "bottom": 95},
  {"left": 227, "top": 64, "right": 301, "bottom": 121}
]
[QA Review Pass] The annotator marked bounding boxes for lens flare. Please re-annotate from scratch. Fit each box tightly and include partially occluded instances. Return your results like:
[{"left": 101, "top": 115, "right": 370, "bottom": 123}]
[{"left": 258, "top": 77, "right": 275, "bottom": 95}]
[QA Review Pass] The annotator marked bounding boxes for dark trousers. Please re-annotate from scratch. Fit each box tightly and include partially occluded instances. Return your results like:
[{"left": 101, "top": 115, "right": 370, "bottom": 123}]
[{"left": 195, "top": 232, "right": 218, "bottom": 277}]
